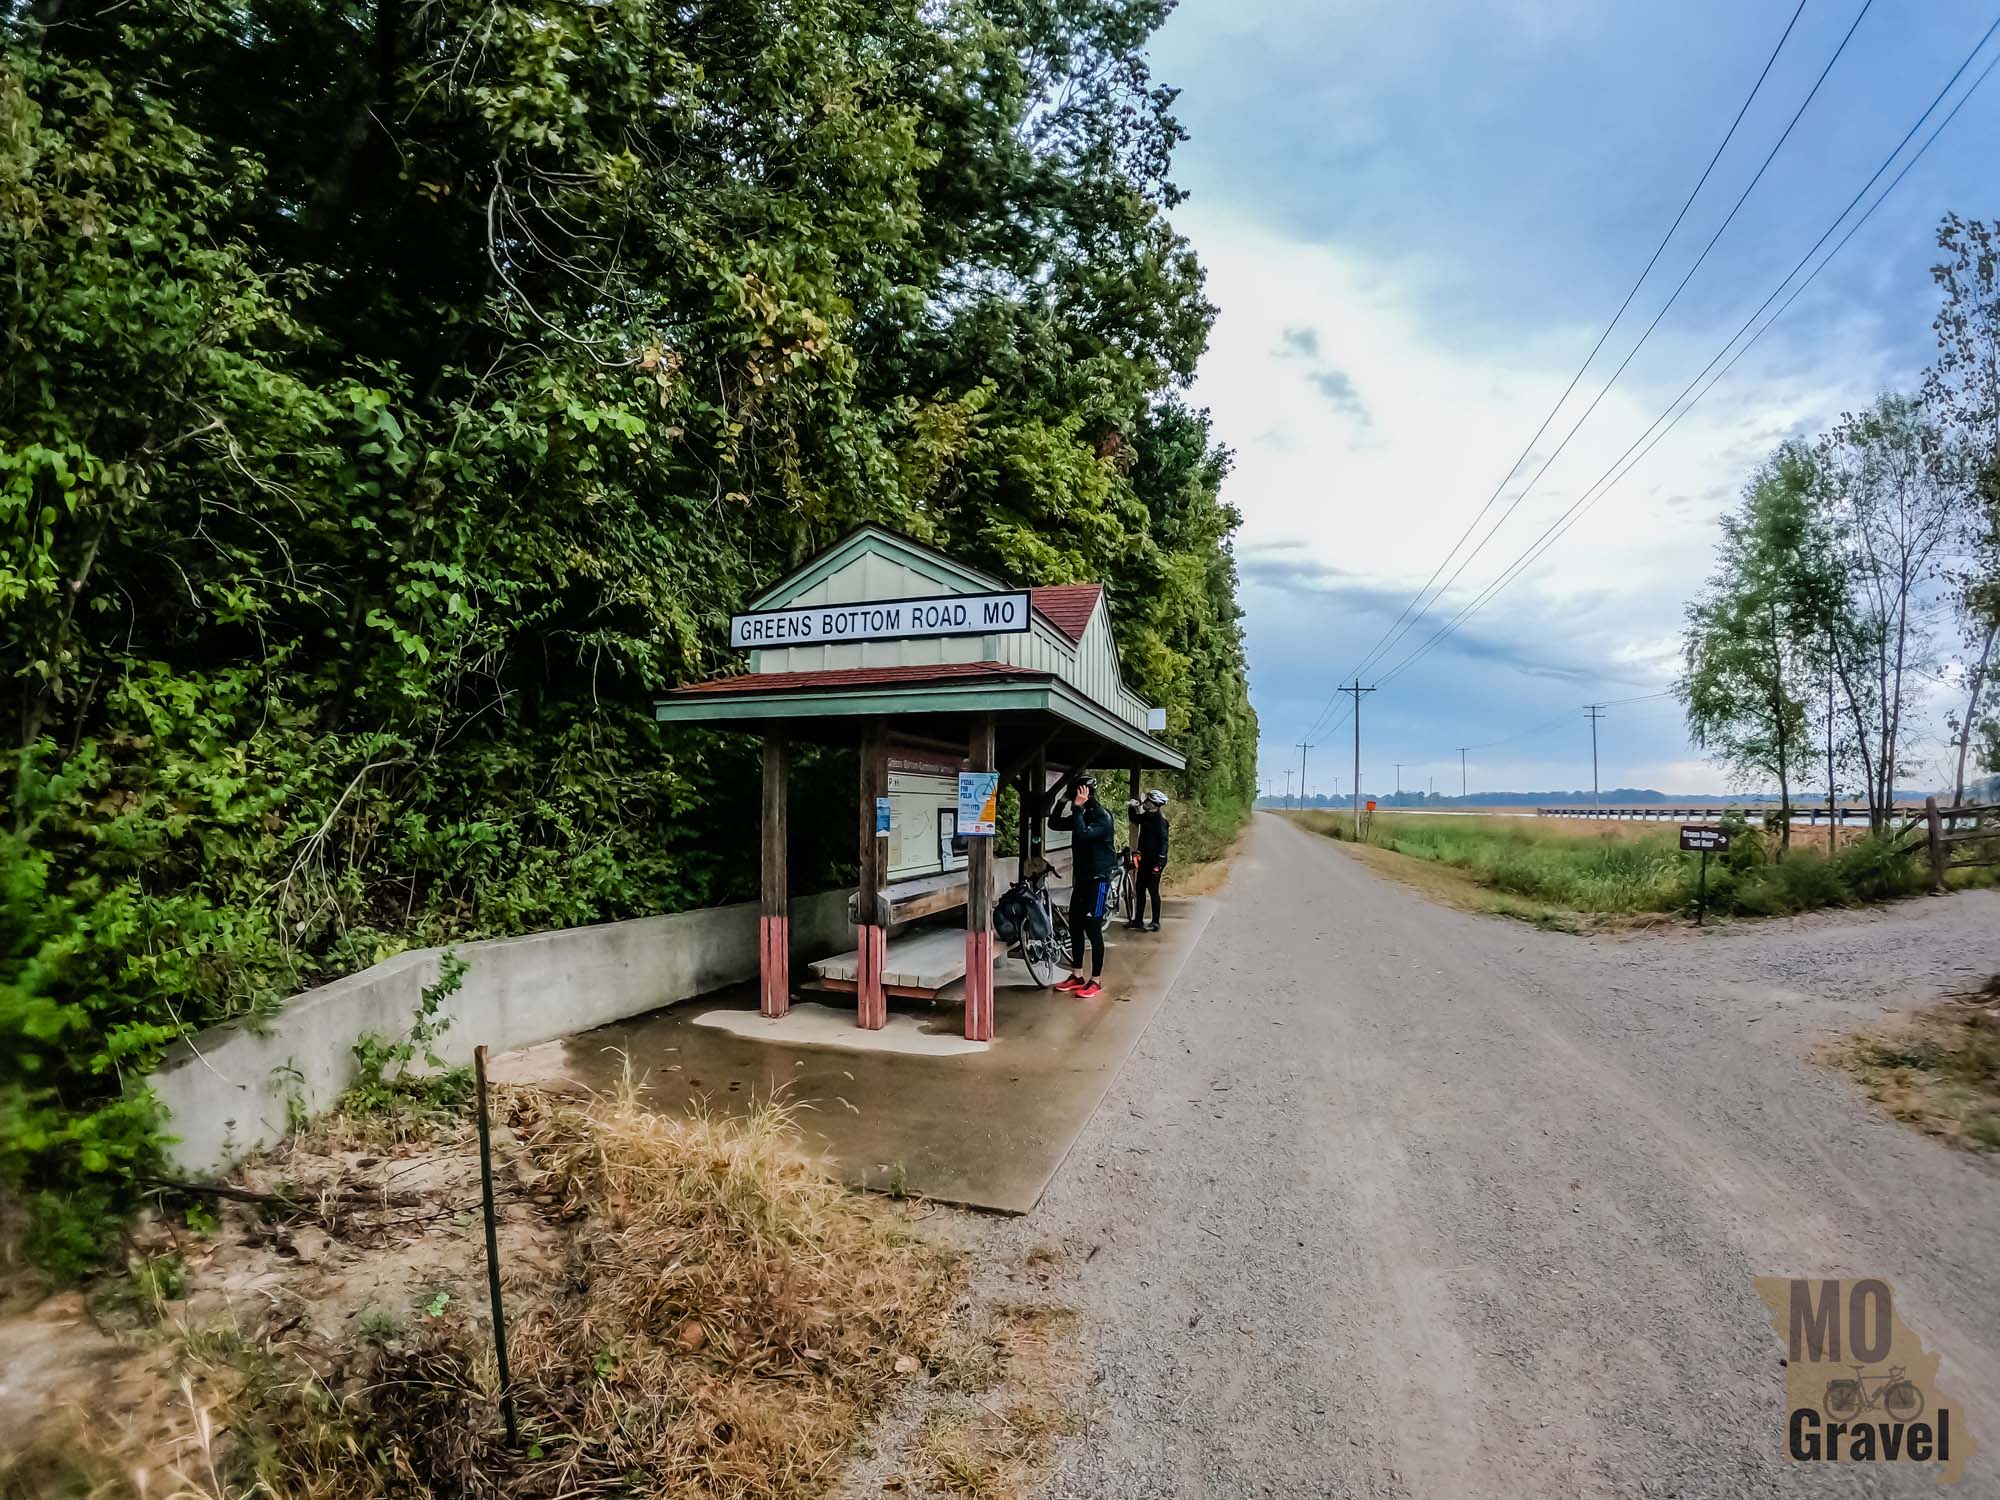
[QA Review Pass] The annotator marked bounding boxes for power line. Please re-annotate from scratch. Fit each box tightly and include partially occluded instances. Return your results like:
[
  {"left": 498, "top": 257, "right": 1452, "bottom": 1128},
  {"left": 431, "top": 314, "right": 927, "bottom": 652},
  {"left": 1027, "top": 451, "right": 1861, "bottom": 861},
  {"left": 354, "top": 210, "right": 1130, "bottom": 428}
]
[
  {"left": 1301, "top": 1, "right": 1817, "bottom": 741},
  {"left": 1372, "top": 15, "right": 2000, "bottom": 689},
  {"left": 1340, "top": 0, "right": 1863, "bottom": 698}
]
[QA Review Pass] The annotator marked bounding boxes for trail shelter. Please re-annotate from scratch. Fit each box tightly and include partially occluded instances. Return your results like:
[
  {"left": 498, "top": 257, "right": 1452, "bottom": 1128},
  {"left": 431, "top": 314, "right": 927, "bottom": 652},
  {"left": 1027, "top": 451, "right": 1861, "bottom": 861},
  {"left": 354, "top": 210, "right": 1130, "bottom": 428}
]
[{"left": 655, "top": 525, "right": 1184, "bottom": 1040}]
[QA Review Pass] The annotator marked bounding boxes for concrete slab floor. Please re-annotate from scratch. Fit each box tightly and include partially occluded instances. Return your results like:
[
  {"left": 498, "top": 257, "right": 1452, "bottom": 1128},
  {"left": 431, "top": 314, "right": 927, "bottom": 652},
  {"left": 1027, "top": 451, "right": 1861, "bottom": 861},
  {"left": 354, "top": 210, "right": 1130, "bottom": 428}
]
[
  {"left": 488, "top": 897, "right": 1218, "bottom": 1213},
  {"left": 692, "top": 1001, "right": 990, "bottom": 1057}
]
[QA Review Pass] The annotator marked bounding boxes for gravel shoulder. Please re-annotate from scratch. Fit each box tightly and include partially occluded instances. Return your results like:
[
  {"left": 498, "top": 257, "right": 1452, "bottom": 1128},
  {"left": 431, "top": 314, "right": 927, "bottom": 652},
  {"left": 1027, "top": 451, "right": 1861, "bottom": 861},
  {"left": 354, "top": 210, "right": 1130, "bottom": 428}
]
[{"left": 962, "top": 812, "right": 2000, "bottom": 1498}]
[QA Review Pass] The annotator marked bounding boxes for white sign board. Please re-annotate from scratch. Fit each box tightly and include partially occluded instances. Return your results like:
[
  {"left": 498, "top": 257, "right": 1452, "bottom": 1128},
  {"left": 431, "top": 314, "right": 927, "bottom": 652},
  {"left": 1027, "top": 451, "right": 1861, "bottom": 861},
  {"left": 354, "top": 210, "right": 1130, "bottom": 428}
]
[
  {"left": 957, "top": 771, "right": 1000, "bottom": 836},
  {"left": 732, "top": 590, "right": 1032, "bottom": 649}
]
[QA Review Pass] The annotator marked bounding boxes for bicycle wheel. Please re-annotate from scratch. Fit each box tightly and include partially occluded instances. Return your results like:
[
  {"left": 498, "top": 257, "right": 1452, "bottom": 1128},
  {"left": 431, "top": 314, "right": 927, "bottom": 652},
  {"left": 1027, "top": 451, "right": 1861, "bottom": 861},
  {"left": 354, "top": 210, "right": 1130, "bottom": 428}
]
[
  {"left": 1822, "top": 1381, "right": 1862, "bottom": 1420},
  {"left": 1019, "top": 904, "right": 1057, "bottom": 988},
  {"left": 1884, "top": 1381, "right": 1925, "bottom": 1422}
]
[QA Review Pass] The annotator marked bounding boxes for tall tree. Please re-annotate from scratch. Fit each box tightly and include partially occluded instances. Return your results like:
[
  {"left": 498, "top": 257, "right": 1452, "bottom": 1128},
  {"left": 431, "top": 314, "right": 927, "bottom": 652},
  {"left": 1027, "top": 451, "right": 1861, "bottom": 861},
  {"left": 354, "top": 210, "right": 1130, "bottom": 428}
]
[
  {"left": 0, "top": 0, "right": 1258, "bottom": 1265},
  {"left": 1922, "top": 216, "right": 2000, "bottom": 804},
  {"left": 1681, "top": 443, "right": 1836, "bottom": 851},
  {"left": 1819, "top": 394, "right": 1959, "bottom": 825}
]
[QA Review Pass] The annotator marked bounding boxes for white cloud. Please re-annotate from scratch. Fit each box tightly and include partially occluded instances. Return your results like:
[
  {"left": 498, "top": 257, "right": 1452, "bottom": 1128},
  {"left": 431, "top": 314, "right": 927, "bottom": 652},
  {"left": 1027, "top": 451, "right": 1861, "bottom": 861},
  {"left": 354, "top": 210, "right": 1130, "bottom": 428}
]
[{"left": 1171, "top": 204, "right": 1930, "bottom": 792}]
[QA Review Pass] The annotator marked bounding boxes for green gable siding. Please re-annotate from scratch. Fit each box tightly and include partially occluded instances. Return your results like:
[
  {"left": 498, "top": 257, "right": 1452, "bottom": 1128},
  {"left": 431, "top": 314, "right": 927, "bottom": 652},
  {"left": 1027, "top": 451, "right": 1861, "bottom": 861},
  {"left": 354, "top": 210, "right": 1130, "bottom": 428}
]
[{"left": 734, "top": 527, "right": 1159, "bottom": 735}]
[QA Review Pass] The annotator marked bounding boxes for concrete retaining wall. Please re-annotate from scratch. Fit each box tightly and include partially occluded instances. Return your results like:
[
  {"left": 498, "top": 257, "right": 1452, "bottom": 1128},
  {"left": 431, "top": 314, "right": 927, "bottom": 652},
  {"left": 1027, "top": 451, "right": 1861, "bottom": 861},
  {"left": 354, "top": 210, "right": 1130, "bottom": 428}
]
[
  {"left": 151, "top": 886, "right": 860, "bottom": 1173},
  {"left": 152, "top": 853, "right": 1049, "bottom": 1174}
]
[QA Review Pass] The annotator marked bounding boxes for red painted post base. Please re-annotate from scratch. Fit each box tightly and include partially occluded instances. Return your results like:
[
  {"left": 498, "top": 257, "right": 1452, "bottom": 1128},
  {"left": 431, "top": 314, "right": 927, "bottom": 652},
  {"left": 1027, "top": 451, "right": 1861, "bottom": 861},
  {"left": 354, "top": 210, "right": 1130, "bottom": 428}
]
[
  {"left": 856, "top": 925, "right": 888, "bottom": 1029},
  {"left": 963, "top": 930, "right": 995, "bottom": 1041},
  {"left": 758, "top": 914, "right": 790, "bottom": 1018}
]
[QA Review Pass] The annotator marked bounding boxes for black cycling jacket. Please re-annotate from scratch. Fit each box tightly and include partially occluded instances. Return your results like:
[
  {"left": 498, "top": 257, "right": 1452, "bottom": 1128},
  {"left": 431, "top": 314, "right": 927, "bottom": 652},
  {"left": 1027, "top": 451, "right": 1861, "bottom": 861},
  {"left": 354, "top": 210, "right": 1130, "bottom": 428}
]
[
  {"left": 1049, "top": 794, "right": 1118, "bottom": 882},
  {"left": 1138, "top": 809, "right": 1170, "bottom": 860}
]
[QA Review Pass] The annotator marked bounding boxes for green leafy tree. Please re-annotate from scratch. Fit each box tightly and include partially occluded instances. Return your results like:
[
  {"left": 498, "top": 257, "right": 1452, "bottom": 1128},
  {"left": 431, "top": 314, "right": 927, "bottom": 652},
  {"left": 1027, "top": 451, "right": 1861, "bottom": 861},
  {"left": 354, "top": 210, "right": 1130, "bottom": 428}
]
[
  {"left": 1681, "top": 444, "right": 1838, "bottom": 851},
  {"left": 1818, "top": 395, "right": 1959, "bottom": 826},
  {"left": 1923, "top": 217, "right": 2000, "bottom": 803}
]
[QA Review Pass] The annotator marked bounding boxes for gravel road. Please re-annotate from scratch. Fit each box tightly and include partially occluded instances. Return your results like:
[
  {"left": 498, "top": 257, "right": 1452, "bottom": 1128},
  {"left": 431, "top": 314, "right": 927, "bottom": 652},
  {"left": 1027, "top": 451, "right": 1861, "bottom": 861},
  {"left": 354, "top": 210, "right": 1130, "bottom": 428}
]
[{"left": 972, "top": 812, "right": 2000, "bottom": 1498}]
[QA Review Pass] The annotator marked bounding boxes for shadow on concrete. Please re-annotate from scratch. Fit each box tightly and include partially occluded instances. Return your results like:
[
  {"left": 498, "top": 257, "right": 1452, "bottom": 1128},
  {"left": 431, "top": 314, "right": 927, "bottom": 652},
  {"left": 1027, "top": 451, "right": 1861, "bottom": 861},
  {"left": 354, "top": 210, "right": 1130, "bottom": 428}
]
[{"left": 490, "top": 897, "right": 1217, "bottom": 1212}]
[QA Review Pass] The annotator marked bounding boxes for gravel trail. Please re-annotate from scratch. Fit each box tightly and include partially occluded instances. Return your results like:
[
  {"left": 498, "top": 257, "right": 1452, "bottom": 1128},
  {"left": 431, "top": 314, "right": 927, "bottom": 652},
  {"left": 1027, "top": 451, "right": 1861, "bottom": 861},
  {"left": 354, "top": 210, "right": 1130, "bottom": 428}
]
[{"left": 974, "top": 812, "right": 2000, "bottom": 1498}]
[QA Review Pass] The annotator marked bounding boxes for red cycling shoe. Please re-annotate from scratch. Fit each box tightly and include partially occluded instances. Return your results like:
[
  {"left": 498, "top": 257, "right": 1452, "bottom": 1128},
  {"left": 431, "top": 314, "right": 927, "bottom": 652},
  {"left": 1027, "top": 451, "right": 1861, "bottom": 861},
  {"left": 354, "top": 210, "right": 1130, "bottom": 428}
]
[
  {"left": 1054, "top": 974, "right": 1085, "bottom": 993},
  {"left": 1073, "top": 979, "right": 1103, "bottom": 999}
]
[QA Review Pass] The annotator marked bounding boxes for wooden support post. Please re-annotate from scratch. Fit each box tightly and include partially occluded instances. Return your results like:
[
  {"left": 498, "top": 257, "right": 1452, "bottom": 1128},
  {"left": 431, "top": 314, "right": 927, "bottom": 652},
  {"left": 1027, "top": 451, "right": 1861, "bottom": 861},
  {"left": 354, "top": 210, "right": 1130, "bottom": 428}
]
[
  {"left": 1925, "top": 794, "right": 1948, "bottom": 895},
  {"left": 1026, "top": 749, "right": 1047, "bottom": 871},
  {"left": 856, "top": 721, "right": 889, "bottom": 1029},
  {"left": 759, "top": 737, "right": 790, "bottom": 1018},
  {"left": 965, "top": 715, "right": 996, "bottom": 1042},
  {"left": 1126, "top": 766, "right": 1142, "bottom": 925}
]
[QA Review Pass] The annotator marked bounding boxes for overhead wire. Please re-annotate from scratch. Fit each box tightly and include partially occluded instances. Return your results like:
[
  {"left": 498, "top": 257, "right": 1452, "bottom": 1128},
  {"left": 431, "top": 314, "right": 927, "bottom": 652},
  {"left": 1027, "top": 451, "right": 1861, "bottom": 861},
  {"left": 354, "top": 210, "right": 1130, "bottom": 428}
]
[
  {"left": 1373, "top": 16, "right": 2000, "bottom": 689},
  {"left": 1314, "top": 0, "right": 1816, "bottom": 724},
  {"left": 1347, "top": 0, "right": 1878, "bottom": 697}
]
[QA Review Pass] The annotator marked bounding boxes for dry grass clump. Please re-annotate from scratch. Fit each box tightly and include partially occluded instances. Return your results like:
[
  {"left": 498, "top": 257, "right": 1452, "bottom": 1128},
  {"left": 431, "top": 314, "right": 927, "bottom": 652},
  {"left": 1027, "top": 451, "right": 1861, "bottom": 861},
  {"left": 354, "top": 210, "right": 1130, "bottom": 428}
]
[
  {"left": 49, "top": 1084, "right": 967, "bottom": 1500},
  {"left": 488, "top": 1088, "right": 966, "bottom": 1498},
  {"left": 2, "top": 1377, "right": 237, "bottom": 1500},
  {"left": 1832, "top": 979, "right": 2000, "bottom": 1153},
  {"left": 906, "top": 1301, "right": 1084, "bottom": 1499}
]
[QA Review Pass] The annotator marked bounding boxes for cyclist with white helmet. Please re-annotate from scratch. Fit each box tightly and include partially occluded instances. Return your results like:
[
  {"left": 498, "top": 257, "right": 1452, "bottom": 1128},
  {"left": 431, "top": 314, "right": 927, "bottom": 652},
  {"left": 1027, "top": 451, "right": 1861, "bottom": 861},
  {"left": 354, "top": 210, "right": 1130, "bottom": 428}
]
[{"left": 1132, "top": 788, "right": 1170, "bottom": 931}]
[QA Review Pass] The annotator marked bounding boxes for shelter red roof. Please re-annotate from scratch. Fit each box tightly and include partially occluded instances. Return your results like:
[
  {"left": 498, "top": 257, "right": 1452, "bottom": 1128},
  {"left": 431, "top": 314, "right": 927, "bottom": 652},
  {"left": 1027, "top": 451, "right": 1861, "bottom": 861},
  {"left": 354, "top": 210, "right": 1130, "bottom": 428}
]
[
  {"left": 1030, "top": 584, "right": 1101, "bottom": 642},
  {"left": 667, "top": 661, "right": 1053, "bottom": 696}
]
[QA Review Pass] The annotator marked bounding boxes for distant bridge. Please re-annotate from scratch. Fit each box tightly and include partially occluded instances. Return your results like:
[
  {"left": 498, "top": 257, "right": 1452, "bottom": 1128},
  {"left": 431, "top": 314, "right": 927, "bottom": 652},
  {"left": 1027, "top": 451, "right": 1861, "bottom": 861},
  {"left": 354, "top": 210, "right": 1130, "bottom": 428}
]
[{"left": 1535, "top": 804, "right": 1896, "bottom": 826}]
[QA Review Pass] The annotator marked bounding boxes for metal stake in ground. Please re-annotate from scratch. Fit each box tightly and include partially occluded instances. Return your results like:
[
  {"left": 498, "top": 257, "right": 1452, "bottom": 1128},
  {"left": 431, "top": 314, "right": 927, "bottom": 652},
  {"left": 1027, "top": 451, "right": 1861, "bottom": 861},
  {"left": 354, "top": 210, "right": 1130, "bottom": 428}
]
[{"left": 473, "top": 1044, "right": 520, "bottom": 1447}]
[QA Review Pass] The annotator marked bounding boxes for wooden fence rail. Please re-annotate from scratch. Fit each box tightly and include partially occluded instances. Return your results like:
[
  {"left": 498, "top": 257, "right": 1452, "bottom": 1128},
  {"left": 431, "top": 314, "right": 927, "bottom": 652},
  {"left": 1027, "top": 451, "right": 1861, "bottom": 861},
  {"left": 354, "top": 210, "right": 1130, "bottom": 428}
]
[{"left": 1912, "top": 797, "right": 2000, "bottom": 892}]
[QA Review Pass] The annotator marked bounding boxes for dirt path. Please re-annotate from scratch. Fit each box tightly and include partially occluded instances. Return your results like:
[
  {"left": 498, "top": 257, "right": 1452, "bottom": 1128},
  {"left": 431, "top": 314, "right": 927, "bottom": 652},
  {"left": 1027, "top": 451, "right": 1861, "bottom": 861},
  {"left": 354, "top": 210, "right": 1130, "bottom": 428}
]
[{"left": 973, "top": 813, "right": 2000, "bottom": 1498}]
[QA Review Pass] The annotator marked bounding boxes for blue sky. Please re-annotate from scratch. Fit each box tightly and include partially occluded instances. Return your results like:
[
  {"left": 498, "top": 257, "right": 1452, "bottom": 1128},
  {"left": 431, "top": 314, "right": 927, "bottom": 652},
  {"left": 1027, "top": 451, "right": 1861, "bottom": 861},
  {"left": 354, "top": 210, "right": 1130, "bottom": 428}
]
[{"left": 1146, "top": 0, "right": 1999, "bottom": 798}]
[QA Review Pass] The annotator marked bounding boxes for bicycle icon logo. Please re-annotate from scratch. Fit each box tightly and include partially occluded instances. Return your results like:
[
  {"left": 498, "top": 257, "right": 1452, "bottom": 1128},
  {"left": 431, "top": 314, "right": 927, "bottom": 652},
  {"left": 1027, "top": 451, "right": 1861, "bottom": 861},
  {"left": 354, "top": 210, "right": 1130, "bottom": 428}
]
[{"left": 1821, "top": 1364, "right": 1925, "bottom": 1423}]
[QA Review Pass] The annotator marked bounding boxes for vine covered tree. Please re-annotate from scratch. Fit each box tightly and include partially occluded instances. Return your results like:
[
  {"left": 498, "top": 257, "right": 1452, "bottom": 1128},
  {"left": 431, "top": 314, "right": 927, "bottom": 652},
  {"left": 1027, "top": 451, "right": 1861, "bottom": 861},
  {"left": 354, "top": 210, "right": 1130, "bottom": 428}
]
[{"left": 0, "top": 0, "right": 1258, "bottom": 1266}]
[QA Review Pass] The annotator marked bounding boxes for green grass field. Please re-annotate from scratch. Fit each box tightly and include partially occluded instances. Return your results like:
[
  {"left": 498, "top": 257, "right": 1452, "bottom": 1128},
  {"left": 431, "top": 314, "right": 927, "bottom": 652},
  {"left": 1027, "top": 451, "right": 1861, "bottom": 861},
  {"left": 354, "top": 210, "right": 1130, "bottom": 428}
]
[{"left": 1287, "top": 808, "right": 1980, "bottom": 920}]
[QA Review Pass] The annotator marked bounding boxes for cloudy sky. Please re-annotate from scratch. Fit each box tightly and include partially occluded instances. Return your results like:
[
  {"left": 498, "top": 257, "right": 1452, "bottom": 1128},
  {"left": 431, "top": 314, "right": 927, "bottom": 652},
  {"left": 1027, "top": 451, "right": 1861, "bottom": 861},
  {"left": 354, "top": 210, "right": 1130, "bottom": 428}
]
[{"left": 1145, "top": 0, "right": 1997, "bottom": 799}]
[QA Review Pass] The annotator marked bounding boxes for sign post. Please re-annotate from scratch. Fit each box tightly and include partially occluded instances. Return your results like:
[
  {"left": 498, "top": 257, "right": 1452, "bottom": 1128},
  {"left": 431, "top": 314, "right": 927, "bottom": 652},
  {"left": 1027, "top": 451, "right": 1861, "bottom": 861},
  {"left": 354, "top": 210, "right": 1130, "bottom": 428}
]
[{"left": 1679, "top": 824, "right": 1730, "bottom": 926}]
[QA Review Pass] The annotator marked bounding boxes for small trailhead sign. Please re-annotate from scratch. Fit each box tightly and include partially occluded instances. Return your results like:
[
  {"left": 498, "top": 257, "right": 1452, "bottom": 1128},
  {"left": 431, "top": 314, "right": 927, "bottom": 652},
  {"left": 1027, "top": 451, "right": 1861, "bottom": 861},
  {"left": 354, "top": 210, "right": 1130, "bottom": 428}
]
[{"left": 1681, "top": 824, "right": 1728, "bottom": 925}]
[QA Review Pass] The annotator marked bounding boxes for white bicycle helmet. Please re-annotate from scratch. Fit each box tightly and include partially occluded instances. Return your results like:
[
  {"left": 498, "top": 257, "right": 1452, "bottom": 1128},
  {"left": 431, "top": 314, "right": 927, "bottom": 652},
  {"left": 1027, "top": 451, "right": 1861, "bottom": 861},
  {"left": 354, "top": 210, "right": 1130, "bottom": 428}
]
[{"left": 1144, "top": 789, "right": 1169, "bottom": 806}]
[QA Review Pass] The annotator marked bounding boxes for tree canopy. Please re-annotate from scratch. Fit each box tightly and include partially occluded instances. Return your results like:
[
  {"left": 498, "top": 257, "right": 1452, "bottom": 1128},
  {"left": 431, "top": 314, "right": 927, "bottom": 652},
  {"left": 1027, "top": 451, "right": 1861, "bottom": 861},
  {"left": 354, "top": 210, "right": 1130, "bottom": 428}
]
[
  {"left": 0, "top": 0, "right": 1256, "bottom": 1266},
  {"left": 1678, "top": 219, "right": 2000, "bottom": 836}
]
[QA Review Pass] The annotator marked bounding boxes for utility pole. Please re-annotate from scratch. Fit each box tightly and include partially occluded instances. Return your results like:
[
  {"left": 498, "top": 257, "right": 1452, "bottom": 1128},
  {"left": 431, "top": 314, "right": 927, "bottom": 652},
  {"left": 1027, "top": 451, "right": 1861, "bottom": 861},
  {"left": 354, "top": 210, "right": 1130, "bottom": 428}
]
[
  {"left": 1284, "top": 769, "right": 1294, "bottom": 810},
  {"left": 1333, "top": 775, "right": 1341, "bottom": 801},
  {"left": 1456, "top": 747, "right": 1468, "bottom": 800},
  {"left": 1585, "top": 704, "right": 1605, "bottom": 810},
  {"left": 1826, "top": 652, "right": 1837, "bottom": 855},
  {"left": 1394, "top": 763, "right": 1403, "bottom": 802},
  {"left": 1295, "top": 741, "right": 1313, "bottom": 813},
  {"left": 1339, "top": 683, "right": 1376, "bottom": 837}
]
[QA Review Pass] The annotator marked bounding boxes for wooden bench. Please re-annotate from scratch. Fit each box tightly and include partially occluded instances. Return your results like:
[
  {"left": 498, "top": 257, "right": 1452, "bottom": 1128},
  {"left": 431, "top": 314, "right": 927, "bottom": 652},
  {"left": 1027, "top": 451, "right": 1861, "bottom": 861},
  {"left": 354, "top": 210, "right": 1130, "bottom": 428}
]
[
  {"left": 818, "top": 851, "right": 1070, "bottom": 999},
  {"left": 809, "top": 927, "right": 981, "bottom": 998}
]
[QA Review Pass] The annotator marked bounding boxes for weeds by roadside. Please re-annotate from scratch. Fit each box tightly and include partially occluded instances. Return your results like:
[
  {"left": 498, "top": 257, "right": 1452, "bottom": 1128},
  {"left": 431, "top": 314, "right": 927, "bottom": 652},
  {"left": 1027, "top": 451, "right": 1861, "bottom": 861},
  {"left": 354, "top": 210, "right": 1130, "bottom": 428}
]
[
  {"left": 1830, "top": 977, "right": 2000, "bottom": 1153},
  {"left": 1288, "top": 808, "right": 1982, "bottom": 921},
  {"left": 3, "top": 1079, "right": 976, "bottom": 1500}
]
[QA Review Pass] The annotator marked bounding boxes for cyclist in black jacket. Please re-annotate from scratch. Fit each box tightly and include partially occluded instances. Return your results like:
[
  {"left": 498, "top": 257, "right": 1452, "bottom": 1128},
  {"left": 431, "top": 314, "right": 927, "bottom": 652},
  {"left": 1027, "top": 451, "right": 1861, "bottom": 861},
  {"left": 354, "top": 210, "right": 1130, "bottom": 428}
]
[
  {"left": 1130, "top": 788, "right": 1169, "bottom": 931},
  {"left": 1048, "top": 773, "right": 1116, "bottom": 998}
]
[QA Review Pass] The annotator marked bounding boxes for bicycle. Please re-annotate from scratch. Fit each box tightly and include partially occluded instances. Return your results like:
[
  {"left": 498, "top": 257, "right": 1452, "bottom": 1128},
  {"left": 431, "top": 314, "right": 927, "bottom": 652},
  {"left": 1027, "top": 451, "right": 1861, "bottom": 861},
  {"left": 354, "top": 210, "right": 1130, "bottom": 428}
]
[
  {"left": 1107, "top": 845, "right": 1136, "bottom": 925},
  {"left": 1822, "top": 1365, "right": 1924, "bottom": 1422},
  {"left": 995, "top": 857, "right": 1068, "bottom": 989}
]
